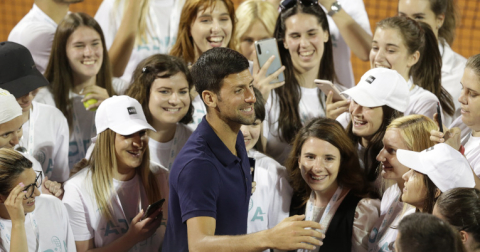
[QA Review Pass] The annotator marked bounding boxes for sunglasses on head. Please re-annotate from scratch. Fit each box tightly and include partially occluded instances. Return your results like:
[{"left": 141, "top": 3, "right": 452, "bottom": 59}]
[{"left": 279, "top": 0, "right": 318, "bottom": 11}]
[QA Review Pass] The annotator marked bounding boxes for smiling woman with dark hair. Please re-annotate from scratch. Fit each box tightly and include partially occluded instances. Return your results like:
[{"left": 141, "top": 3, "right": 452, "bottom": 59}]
[{"left": 286, "top": 117, "right": 380, "bottom": 252}]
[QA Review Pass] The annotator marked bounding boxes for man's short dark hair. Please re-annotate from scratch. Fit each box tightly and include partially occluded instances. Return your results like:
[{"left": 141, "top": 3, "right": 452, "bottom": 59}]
[
  {"left": 397, "top": 213, "right": 463, "bottom": 252},
  {"left": 191, "top": 47, "right": 249, "bottom": 99}
]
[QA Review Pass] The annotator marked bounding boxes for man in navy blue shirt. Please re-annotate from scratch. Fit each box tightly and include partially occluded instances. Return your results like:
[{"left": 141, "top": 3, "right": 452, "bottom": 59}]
[{"left": 162, "top": 48, "right": 324, "bottom": 252}]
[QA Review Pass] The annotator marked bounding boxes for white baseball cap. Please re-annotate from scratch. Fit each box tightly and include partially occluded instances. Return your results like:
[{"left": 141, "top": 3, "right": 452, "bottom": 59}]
[
  {"left": 0, "top": 88, "right": 22, "bottom": 124},
  {"left": 397, "top": 143, "right": 475, "bottom": 192},
  {"left": 342, "top": 68, "right": 409, "bottom": 112},
  {"left": 95, "top": 95, "right": 155, "bottom": 135}
]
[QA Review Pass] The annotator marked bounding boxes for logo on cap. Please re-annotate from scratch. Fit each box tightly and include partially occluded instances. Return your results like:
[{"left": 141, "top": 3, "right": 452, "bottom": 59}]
[
  {"left": 127, "top": 107, "right": 137, "bottom": 115},
  {"left": 365, "top": 76, "right": 376, "bottom": 84}
]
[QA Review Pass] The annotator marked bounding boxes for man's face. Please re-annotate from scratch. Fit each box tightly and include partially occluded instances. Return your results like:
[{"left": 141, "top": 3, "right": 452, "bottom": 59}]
[
  {"left": 0, "top": 116, "right": 24, "bottom": 149},
  {"left": 216, "top": 69, "right": 256, "bottom": 126}
]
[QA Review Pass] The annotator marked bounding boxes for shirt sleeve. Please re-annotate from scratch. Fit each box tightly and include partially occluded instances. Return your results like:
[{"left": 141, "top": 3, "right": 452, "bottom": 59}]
[
  {"left": 94, "top": 0, "right": 119, "bottom": 49},
  {"left": 177, "top": 159, "right": 221, "bottom": 222},
  {"left": 352, "top": 198, "right": 380, "bottom": 252},
  {"left": 51, "top": 110, "right": 70, "bottom": 182},
  {"left": 63, "top": 181, "right": 94, "bottom": 241},
  {"left": 61, "top": 199, "right": 79, "bottom": 251},
  {"left": 9, "top": 23, "right": 55, "bottom": 74},
  {"left": 411, "top": 93, "right": 439, "bottom": 120},
  {"left": 341, "top": 0, "right": 372, "bottom": 35}
]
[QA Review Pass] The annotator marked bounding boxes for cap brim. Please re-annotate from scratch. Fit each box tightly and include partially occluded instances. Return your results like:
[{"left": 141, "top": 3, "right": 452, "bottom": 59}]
[
  {"left": 397, "top": 149, "right": 430, "bottom": 174},
  {"left": 0, "top": 69, "right": 48, "bottom": 98},
  {"left": 109, "top": 118, "right": 156, "bottom": 135},
  {"left": 342, "top": 87, "right": 384, "bottom": 108}
]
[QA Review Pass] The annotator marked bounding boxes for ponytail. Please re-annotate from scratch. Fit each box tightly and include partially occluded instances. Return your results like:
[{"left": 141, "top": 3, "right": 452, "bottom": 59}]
[{"left": 411, "top": 21, "right": 454, "bottom": 116}]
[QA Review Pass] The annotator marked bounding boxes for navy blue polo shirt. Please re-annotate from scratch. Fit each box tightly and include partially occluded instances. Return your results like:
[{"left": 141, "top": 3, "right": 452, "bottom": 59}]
[{"left": 162, "top": 117, "right": 252, "bottom": 252}]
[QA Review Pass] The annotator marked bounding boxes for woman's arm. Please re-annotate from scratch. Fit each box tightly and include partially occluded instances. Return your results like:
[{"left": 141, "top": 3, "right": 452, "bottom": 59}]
[
  {"left": 108, "top": 0, "right": 147, "bottom": 77},
  {"left": 5, "top": 184, "right": 28, "bottom": 252},
  {"left": 320, "top": 0, "right": 372, "bottom": 61}
]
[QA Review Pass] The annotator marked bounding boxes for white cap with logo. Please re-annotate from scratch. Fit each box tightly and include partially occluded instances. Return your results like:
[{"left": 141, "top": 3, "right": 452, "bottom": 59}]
[
  {"left": 397, "top": 143, "right": 476, "bottom": 192},
  {"left": 95, "top": 95, "right": 156, "bottom": 136},
  {"left": 0, "top": 88, "right": 22, "bottom": 125},
  {"left": 342, "top": 68, "right": 409, "bottom": 112}
]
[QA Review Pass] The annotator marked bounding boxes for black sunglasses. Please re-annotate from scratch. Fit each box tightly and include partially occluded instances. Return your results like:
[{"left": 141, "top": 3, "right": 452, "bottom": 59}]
[
  {"left": 23, "top": 171, "right": 42, "bottom": 200},
  {"left": 280, "top": 0, "right": 318, "bottom": 11}
]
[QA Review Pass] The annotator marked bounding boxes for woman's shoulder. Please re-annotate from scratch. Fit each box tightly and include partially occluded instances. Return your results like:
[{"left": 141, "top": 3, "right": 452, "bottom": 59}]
[
  {"left": 64, "top": 167, "right": 91, "bottom": 188},
  {"left": 35, "top": 194, "right": 67, "bottom": 217}
]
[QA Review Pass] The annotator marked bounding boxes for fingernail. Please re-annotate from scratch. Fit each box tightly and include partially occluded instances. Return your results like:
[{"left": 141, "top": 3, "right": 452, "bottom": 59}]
[{"left": 19, "top": 182, "right": 24, "bottom": 187}]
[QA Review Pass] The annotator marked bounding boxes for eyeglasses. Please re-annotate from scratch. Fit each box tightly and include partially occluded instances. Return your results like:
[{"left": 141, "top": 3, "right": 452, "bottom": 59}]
[
  {"left": 279, "top": 0, "right": 318, "bottom": 11},
  {"left": 23, "top": 171, "right": 42, "bottom": 200}
]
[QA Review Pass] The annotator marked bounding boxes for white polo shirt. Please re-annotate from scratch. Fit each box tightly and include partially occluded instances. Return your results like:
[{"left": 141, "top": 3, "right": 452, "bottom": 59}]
[{"left": 8, "top": 4, "right": 57, "bottom": 74}]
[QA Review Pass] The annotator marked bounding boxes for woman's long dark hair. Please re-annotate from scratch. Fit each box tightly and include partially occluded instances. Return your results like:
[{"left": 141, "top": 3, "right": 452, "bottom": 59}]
[
  {"left": 347, "top": 105, "right": 403, "bottom": 184},
  {"left": 272, "top": 4, "right": 336, "bottom": 144},
  {"left": 44, "top": 12, "right": 115, "bottom": 131}
]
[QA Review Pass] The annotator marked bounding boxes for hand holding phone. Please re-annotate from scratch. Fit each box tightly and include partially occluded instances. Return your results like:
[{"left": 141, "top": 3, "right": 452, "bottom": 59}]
[
  {"left": 255, "top": 38, "right": 285, "bottom": 84},
  {"left": 142, "top": 198, "right": 165, "bottom": 221},
  {"left": 314, "top": 79, "right": 346, "bottom": 102}
]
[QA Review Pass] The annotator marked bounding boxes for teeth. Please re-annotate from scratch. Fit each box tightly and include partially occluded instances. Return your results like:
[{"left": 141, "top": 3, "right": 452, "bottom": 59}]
[
  {"left": 208, "top": 37, "right": 223, "bottom": 42},
  {"left": 165, "top": 108, "right": 181, "bottom": 112},
  {"left": 354, "top": 119, "right": 367, "bottom": 126},
  {"left": 83, "top": 61, "right": 95, "bottom": 65},
  {"left": 241, "top": 107, "right": 252, "bottom": 112},
  {"left": 311, "top": 174, "right": 326, "bottom": 181},
  {"left": 300, "top": 51, "right": 314, "bottom": 56}
]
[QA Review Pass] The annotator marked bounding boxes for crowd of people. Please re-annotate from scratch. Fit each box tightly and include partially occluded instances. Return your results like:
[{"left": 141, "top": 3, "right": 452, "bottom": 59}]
[{"left": 0, "top": 0, "right": 479, "bottom": 251}]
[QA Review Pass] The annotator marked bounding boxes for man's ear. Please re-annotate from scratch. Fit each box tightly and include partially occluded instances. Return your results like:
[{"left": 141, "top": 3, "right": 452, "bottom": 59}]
[
  {"left": 459, "top": 230, "right": 469, "bottom": 243},
  {"left": 202, "top": 90, "right": 217, "bottom": 109},
  {"left": 435, "top": 188, "right": 442, "bottom": 198}
]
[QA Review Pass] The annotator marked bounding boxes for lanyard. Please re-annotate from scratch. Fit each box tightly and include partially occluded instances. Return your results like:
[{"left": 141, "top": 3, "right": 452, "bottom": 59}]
[
  {"left": 368, "top": 187, "right": 402, "bottom": 252},
  {"left": 26, "top": 108, "right": 35, "bottom": 156},
  {"left": 301, "top": 185, "right": 344, "bottom": 252},
  {"left": 0, "top": 213, "right": 40, "bottom": 252}
]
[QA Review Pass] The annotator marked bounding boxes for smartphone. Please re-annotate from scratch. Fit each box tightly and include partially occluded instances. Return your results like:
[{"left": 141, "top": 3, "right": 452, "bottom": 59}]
[
  {"left": 314, "top": 79, "right": 346, "bottom": 102},
  {"left": 436, "top": 102, "right": 443, "bottom": 133},
  {"left": 142, "top": 198, "right": 165, "bottom": 220},
  {"left": 255, "top": 38, "right": 285, "bottom": 84}
]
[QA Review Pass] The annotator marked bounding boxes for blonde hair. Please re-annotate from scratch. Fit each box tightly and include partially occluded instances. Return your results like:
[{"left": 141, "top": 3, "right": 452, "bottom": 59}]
[
  {"left": 115, "top": 0, "right": 151, "bottom": 45},
  {"left": 233, "top": 0, "right": 278, "bottom": 53},
  {"left": 387, "top": 114, "right": 437, "bottom": 152},
  {"left": 87, "top": 129, "right": 161, "bottom": 221}
]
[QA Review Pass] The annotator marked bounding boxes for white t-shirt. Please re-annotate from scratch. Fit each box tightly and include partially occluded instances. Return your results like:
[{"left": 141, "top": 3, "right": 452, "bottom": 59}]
[
  {"left": 247, "top": 149, "right": 292, "bottom": 241},
  {"left": 8, "top": 4, "right": 57, "bottom": 74},
  {"left": 62, "top": 163, "right": 169, "bottom": 251},
  {"left": 95, "top": 0, "right": 177, "bottom": 82},
  {"left": 462, "top": 133, "right": 480, "bottom": 177},
  {"left": 404, "top": 79, "right": 439, "bottom": 119},
  {"left": 367, "top": 184, "right": 415, "bottom": 252},
  {"left": 18, "top": 101, "right": 69, "bottom": 182},
  {"left": 149, "top": 123, "right": 192, "bottom": 170},
  {"left": 321, "top": 0, "right": 372, "bottom": 88},
  {"left": 264, "top": 87, "right": 325, "bottom": 165},
  {"left": 0, "top": 195, "right": 76, "bottom": 252},
  {"left": 439, "top": 40, "right": 467, "bottom": 126},
  {"left": 187, "top": 95, "right": 207, "bottom": 131}
]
